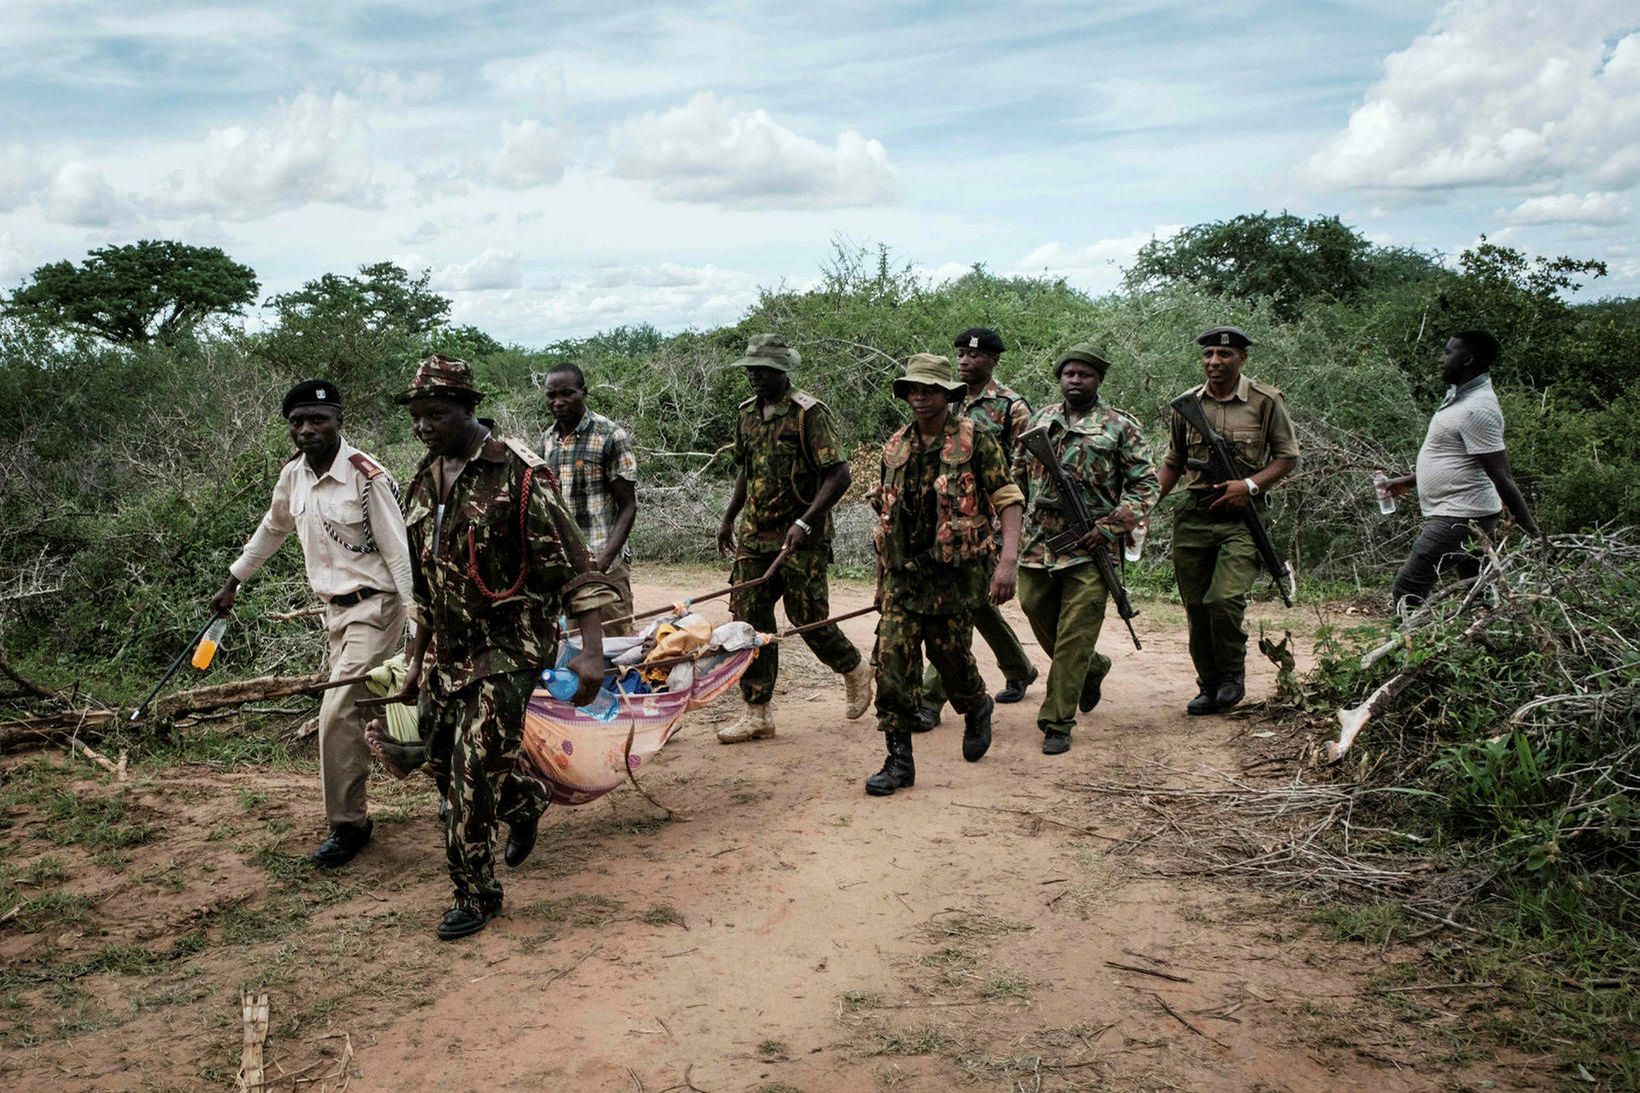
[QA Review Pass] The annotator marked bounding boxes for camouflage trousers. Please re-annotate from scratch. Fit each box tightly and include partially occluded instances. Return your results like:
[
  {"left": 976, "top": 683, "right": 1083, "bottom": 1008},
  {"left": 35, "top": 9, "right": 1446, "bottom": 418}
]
[
  {"left": 872, "top": 594, "right": 986, "bottom": 736},
  {"left": 422, "top": 668, "right": 550, "bottom": 913},
  {"left": 731, "top": 548, "right": 862, "bottom": 705}
]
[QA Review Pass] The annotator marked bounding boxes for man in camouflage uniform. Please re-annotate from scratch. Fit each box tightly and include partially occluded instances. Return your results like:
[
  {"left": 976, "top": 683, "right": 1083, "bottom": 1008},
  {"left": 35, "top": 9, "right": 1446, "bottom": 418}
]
[
  {"left": 1013, "top": 343, "right": 1159, "bottom": 755},
  {"left": 394, "top": 355, "right": 617, "bottom": 940},
  {"left": 716, "top": 335, "right": 873, "bottom": 742},
  {"left": 917, "top": 327, "right": 1038, "bottom": 731},
  {"left": 1156, "top": 326, "right": 1299, "bottom": 715},
  {"left": 866, "top": 353, "right": 1024, "bottom": 796}
]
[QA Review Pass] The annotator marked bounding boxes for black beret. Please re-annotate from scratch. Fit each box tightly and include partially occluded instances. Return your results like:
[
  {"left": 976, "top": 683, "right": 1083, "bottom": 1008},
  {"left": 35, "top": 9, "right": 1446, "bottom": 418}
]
[
  {"left": 282, "top": 380, "right": 341, "bottom": 418},
  {"left": 953, "top": 327, "right": 1005, "bottom": 355},
  {"left": 1196, "top": 326, "right": 1255, "bottom": 350}
]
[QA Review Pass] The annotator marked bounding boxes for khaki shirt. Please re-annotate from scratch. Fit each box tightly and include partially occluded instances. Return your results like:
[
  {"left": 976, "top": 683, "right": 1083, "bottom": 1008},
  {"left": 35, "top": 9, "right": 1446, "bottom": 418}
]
[
  {"left": 1163, "top": 375, "right": 1299, "bottom": 493},
  {"left": 230, "top": 438, "right": 414, "bottom": 603}
]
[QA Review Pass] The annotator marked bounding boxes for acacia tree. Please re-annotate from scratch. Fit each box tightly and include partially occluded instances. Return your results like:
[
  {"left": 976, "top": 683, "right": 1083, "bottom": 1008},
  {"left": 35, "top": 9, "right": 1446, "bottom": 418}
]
[{"left": 4, "top": 240, "right": 259, "bottom": 345}]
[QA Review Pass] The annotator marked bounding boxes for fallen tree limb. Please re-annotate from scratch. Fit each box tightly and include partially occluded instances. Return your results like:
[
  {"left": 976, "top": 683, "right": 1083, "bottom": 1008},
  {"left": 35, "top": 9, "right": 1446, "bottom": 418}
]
[
  {"left": 0, "top": 647, "right": 55, "bottom": 700},
  {"left": 151, "top": 670, "right": 373, "bottom": 721}
]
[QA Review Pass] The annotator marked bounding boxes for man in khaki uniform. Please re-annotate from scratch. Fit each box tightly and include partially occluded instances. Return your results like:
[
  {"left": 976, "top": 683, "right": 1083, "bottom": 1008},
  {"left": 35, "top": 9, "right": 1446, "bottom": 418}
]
[
  {"left": 212, "top": 380, "right": 411, "bottom": 865},
  {"left": 1156, "top": 327, "right": 1298, "bottom": 715}
]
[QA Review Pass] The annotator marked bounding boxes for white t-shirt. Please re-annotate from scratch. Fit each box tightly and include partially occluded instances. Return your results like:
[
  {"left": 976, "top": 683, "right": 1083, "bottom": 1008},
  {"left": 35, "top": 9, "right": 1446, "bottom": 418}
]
[{"left": 1415, "top": 374, "right": 1505, "bottom": 517}]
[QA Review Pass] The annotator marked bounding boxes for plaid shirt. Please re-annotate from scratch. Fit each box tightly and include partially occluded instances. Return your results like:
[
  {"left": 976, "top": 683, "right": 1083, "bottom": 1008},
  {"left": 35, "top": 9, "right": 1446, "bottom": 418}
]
[{"left": 539, "top": 410, "right": 638, "bottom": 560}]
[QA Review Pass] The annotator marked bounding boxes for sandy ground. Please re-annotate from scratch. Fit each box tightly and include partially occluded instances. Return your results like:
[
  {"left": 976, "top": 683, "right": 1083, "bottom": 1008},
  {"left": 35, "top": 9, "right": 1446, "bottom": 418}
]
[{"left": 0, "top": 567, "right": 1541, "bottom": 1091}]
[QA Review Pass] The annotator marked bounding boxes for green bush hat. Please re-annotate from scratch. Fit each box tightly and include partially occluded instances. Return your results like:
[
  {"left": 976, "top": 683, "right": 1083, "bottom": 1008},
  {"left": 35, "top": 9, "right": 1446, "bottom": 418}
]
[
  {"left": 892, "top": 353, "right": 968, "bottom": 399},
  {"left": 1054, "top": 341, "right": 1114, "bottom": 377},
  {"left": 395, "top": 353, "right": 485, "bottom": 405},
  {"left": 1197, "top": 325, "right": 1255, "bottom": 349},
  {"left": 732, "top": 334, "right": 801, "bottom": 372}
]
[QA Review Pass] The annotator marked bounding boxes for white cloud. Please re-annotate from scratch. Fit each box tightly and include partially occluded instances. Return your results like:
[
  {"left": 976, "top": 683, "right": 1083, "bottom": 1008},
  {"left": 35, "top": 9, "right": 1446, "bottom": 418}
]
[
  {"left": 1014, "top": 226, "right": 1183, "bottom": 294},
  {"left": 0, "top": 232, "right": 33, "bottom": 285},
  {"left": 153, "top": 91, "right": 381, "bottom": 219},
  {"left": 1, "top": 143, "right": 51, "bottom": 212},
  {"left": 1306, "top": 2, "right": 1640, "bottom": 192},
  {"left": 608, "top": 91, "right": 896, "bottom": 209},
  {"left": 44, "top": 161, "right": 134, "bottom": 228},
  {"left": 354, "top": 68, "right": 441, "bottom": 108},
  {"left": 401, "top": 219, "right": 441, "bottom": 244},
  {"left": 431, "top": 249, "right": 522, "bottom": 291},
  {"left": 1505, "top": 190, "right": 1633, "bottom": 225},
  {"left": 487, "top": 119, "right": 568, "bottom": 190}
]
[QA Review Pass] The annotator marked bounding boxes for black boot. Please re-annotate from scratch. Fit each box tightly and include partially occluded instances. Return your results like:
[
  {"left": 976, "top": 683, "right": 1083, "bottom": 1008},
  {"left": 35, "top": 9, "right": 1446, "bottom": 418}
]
[
  {"left": 436, "top": 902, "right": 497, "bottom": 941},
  {"left": 310, "top": 819, "right": 372, "bottom": 867},
  {"left": 1213, "top": 676, "right": 1245, "bottom": 710},
  {"left": 912, "top": 706, "right": 940, "bottom": 733},
  {"left": 962, "top": 695, "right": 994, "bottom": 762},
  {"left": 504, "top": 815, "right": 539, "bottom": 868},
  {"left": 1186, "top": 682, "right": 1220, "bottom": 716},
  {"left": 865, "top": 732, "right": 915, "bottom": 796},
  {"left": 994, "top": 665, "right": 1038, "bottom": 704},
  {"left": 1078, "top": 671, "right": 1103, "bottom": 713}
]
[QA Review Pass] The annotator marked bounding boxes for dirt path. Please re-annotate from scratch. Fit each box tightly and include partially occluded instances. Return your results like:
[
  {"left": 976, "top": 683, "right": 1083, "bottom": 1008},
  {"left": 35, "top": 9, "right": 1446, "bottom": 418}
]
[{"left": 1, "top": 568, "right": 1531, "bottom": 1090}]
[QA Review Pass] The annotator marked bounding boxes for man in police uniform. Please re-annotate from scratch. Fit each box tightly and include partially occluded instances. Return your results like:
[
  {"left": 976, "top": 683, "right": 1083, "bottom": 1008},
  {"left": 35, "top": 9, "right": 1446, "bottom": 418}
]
[
  {"left": 211, "top": 380, "right": 411, "bottom": 866},
  {"left": 1156, "top": 327, "right": 1299, "bottom": 715},
  {"left": 716, "top": 335, "right": 873, "bottom": 742},
  {"left": 917, "top": 327, "right": 1038, "bottom": 731}
]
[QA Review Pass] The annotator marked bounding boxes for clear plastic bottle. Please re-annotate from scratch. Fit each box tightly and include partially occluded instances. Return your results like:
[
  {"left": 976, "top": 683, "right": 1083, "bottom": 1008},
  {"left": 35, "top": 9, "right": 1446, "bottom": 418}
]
[
  {"left": 1124, "top": 520, "right": 1148, "bottom": 563},
  {"left": 541, "top": 667, "right": 620, "bottom": 722},
  {"left": 191, "top": 616, "right": 229, "bottom": 670},
  {"left": 1373, "top": 471, "right": 1396, "bottom": 515}
]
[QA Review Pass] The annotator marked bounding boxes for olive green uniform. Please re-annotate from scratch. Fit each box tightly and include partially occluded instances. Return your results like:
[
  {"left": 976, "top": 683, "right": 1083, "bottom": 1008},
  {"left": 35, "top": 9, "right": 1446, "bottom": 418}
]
[
  {"left": 729, "top": 390, "right": 862, "bottom": 704},
  {"left": 872, "top": 416, "right": 1025, "bottom": 735},
  {"left": 1012, "top": 400, "right": 1159, "bottom": 737},
  {"left": 1162, "top": 376, "right": 1299, "bottom": 690},
  {"left": 921, "top": 378, "right": 1036, "bottom": 709}
]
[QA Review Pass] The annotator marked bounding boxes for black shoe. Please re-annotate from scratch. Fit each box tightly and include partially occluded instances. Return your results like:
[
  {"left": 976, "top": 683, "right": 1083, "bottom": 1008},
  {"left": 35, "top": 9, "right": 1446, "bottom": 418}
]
[
  {"left": 310, "top": 819, "right": 372, "bottom": 867},
  {"left": 912, "top": 706, "right": 940, "bottom": 733},
  {"left": 1041, "top": 731, "right": 1071, "bottom": 755},
  {"left": 1078, "top": 672, "right": 1103, "bottom": 713},
  {"left": 1213, "top": 676, "right": 1245, "bottom": 710},
  {"left": 961, "top": 696, "right": 994, "bottom": 762},
  {"left": 436, "top": 904, "right": 495, "bottom": 941},
  {"left": 1186, "top": 686, "right": 1220, "bottom": 716},
  {"left": 504, "top": 816, "right": 539, "bottom": 868},
  {"left": 994, "top": 666, "right": 1038, "bottom": 705},
  {"left": 865, "top": 733, "right": 916, "bottom": 796}
]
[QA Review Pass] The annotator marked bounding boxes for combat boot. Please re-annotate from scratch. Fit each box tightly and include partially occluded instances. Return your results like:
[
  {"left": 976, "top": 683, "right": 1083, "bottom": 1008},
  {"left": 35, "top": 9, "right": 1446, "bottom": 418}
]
[
  {"left": 961, "top": 695, "right": 994, "bottom": 762},
  {"left": 913, "top": 706, "right": 940, "bottom": 732},
  {"left": 865, "top": 732, "right": 915, "bottom": 796},
  {"left": 717, "top": 699, "right": 775, "bottom": 744},
  {"left": 994, "top": 665, "right": 1038, "bottom": 704},
  {"left": 1186, "top": 681, "right": 1220, "bottom": 716},
  {"left": 1213, "top": 676, "right": 1245, "bottom": 710},
  {"left": 842, "top": 661, "right": 874, "bottom": 720}
]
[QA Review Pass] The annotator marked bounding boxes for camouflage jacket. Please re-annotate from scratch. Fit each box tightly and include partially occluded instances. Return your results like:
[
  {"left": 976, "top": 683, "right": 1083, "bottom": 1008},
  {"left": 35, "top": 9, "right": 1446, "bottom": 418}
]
[
  {"left": 405, "top": 430, "right": 616, "bottom": 695},
  {"left": 732, "top": 390, "right": 845, "bottom": 552},
  {"left": 871, "top": 415, "right": 1024, "bottom": 614},
  {"left": 1011, "top": 400, "right": 1159, "bottom": 571},
  {"left": 963, "top": 378, "right": 1032, "bottom": 462}
]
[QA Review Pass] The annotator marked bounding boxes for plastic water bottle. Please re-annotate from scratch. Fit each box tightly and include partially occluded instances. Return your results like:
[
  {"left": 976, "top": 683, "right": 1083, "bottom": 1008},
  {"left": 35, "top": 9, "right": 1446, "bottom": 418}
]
[
  {"left": 1373, "top": 471, "right": 1396, "bottom": 515},
  {"left": 191, "top": 616, "right": 228, "bottom": 670},
  {"left": 1124, "top": 520, "right": 1148, "bottom": 563},
  {"left": 541, "top": 667, "right": 620, "bottom": 722}
]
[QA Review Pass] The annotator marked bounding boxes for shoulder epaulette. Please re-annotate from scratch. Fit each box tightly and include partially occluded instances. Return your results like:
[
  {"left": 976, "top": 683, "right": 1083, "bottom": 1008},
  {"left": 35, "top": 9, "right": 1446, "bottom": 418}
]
[
  {"left": 1248, "top": 378, "right": 1284, "bottom": 399},
  {"left": 348, "top": 452, "right": 387, "bottom": 479},
  {"left": 501, "top": 437, "right": 548, "bottom": 469},
  {"left": 790, "top": 390, "right": 822, "bottom": 412}
]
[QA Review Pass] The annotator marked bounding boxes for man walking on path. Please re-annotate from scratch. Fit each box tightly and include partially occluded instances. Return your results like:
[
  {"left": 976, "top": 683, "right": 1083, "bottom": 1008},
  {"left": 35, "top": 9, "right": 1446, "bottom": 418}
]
[
  {"left": 1380, "top": 330, "right": 1544, "bottom": 612},
  {"left": 1012, "top": 344, "right": 1158, "bottom": 755},
  {"left": 540, "top": 362, "right": 639, "bottom": 636},
  {"left": 716, "top": 334, "right": 873, "bottom": 743},
  {"left": 1155, "top": 326, "right": 1299, "bottom": 716},
  {"left": 211, "top": 380, "right": 411, "bottom": 867},
  {"left": 866, "top": 353, "right": 1023, "bottom": 796},
  {"left": 394, "top": 355, "right": 616, "bottom": 940},
  {"left": 917, "top": 327, "right": 1038, "bottom": 731}
]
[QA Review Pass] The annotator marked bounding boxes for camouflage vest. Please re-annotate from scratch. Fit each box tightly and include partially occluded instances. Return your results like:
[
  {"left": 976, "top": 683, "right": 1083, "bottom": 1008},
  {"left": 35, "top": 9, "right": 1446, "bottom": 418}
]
[{"left": 873, "top": 418, "right": 993, "bottom": 566}]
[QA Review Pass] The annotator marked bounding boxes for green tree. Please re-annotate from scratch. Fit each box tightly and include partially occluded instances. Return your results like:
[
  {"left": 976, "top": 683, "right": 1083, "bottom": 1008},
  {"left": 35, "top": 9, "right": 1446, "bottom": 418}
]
[{"left": 3, "top": 240, "right": 259, "bottom": 345}]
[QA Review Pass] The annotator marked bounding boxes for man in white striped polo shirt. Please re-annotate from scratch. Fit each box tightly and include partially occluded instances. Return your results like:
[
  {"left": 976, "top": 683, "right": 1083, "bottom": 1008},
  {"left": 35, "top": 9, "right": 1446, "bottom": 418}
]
[{"left": 1380, "top": 330, "right": 1544, "bottom": 612}]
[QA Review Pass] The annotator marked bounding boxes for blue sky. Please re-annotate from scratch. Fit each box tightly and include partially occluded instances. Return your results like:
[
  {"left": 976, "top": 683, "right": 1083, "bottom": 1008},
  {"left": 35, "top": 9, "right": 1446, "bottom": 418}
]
[{"left": 2, "top": 1, "right": 1636, "bottom": 344}]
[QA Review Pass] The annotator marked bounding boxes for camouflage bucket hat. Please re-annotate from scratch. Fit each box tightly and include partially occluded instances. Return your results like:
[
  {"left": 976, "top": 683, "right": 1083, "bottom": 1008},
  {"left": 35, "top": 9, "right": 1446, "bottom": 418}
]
[
  {"left": 892, "top": 353, "right": 967, "bottom": 399},
  {"left": 732, "top": 334, "right": 801, "bottom": 373},
  {"left": 1055, "top": 340, "right": 1114, "bottom": 377},
  {"left": 395, "top": 353, "right": 485, "bottom": 405}
]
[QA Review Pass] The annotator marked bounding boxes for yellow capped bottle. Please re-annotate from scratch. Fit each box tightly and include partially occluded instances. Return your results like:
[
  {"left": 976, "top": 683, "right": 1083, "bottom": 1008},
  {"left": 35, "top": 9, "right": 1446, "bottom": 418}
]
[{"left": 191, "top": 616, "right": 229, "bottom": 670}]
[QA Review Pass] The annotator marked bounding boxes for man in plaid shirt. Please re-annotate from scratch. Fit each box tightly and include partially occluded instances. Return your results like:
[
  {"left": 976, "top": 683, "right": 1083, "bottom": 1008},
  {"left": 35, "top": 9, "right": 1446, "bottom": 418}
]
[{"left": 540, "top": 363, "right": 639, "bottom": 635}]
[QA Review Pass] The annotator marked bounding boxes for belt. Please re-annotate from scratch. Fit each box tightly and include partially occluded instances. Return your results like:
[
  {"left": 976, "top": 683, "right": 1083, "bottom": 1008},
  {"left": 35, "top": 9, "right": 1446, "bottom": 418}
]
[{"left": 329, "top": 587, "right": 383, "bottom": 608}]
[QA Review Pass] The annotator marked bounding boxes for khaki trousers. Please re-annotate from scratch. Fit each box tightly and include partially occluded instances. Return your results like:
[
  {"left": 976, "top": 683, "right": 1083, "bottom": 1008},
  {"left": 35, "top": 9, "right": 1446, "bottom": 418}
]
[{"left": 320, "top": 592, "right": 408, "bottom": 827}]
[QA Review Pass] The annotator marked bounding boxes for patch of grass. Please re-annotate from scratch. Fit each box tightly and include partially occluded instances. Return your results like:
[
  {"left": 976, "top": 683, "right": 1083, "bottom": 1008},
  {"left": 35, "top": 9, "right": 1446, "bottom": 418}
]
[
  {"left": 81, "top": 943, "right": 164, "bottom": 976},
  {"left": 38, "top": 790, "right": 155, "bottom": 849},
  {"left": 15, "top": 890, "right": 96, "bottom": 932},
  {"left": 979, "top": 967, "right": 1032, "bottom": 1001},
  {"left": 1311, "top": 900, "right": 1408, "bottom": 945},
  {"left": 756, "top": 1039, "right": 791, "bottom": 1061},
  {"left": 220, "top": 897, "right": 311, "bottom": 944},
  {"left": 639, "top": 902, "right": 685, "bottom": 927},
  {"left": 237, "top": 788, "right": 268, "bottom": 810},
  {"left": 249, "top": 845, "right": 313, "bottom": 881},
  {"left": 919, "top": 910, "right": 1031, "bottom": 943},
  {"left": 915, "top": 946, "right": 980, "bottom": 989},
  {"left": 18, "top": 855, "right": 66, "bottom": 885},
  {"left": 840, "top": 989, "right": 883, "bottom": 1013},
  {"left": 871, "top": 1023, "right": 953, "bottom": 1057},
  {"left": 520, "top": 892, "right": 625, "bottom": 933}
]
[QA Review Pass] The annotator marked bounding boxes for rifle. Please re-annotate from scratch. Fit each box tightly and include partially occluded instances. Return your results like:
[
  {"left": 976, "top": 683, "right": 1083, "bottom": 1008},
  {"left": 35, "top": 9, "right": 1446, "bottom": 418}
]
[
  {"left": 1016, "top": 426, "right": 1141, "bottom": 649},
  {"left": 129, "top": 613, "right": 222, "bottom": 722},
  {"left": 1168, "top": 394, "right": 1295, "bottom": 607}
]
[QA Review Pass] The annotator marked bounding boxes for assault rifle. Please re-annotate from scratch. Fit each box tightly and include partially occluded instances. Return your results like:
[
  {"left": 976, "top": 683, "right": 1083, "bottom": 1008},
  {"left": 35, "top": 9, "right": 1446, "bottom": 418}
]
[
  {"left": 1017, "top": 426, "right": 1141, "bottom": 649},
  {"left": 1168, "top": 394, "right": 1295, "bottom": 607}
]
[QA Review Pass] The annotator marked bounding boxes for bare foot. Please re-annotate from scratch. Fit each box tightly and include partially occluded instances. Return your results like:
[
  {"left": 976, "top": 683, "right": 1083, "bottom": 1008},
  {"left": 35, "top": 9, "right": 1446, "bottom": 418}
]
[{"left": 365, "top": 719, "right": 419, "bottom": 780}]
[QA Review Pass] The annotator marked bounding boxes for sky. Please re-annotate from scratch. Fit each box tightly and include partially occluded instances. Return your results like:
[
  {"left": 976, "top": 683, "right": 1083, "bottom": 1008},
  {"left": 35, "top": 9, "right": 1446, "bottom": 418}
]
[{"left": 1, "top": 0, "right": 1637, "bottom": 345}]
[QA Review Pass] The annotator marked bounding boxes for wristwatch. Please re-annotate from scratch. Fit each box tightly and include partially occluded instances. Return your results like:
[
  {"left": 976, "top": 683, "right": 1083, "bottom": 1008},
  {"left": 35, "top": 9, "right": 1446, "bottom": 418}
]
[
  {"left": 794, "top": 517, "right": 813, "bottom": 535},
  {"left": 1243, "top": 478, "right": 1261, "bottom": 497}
]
